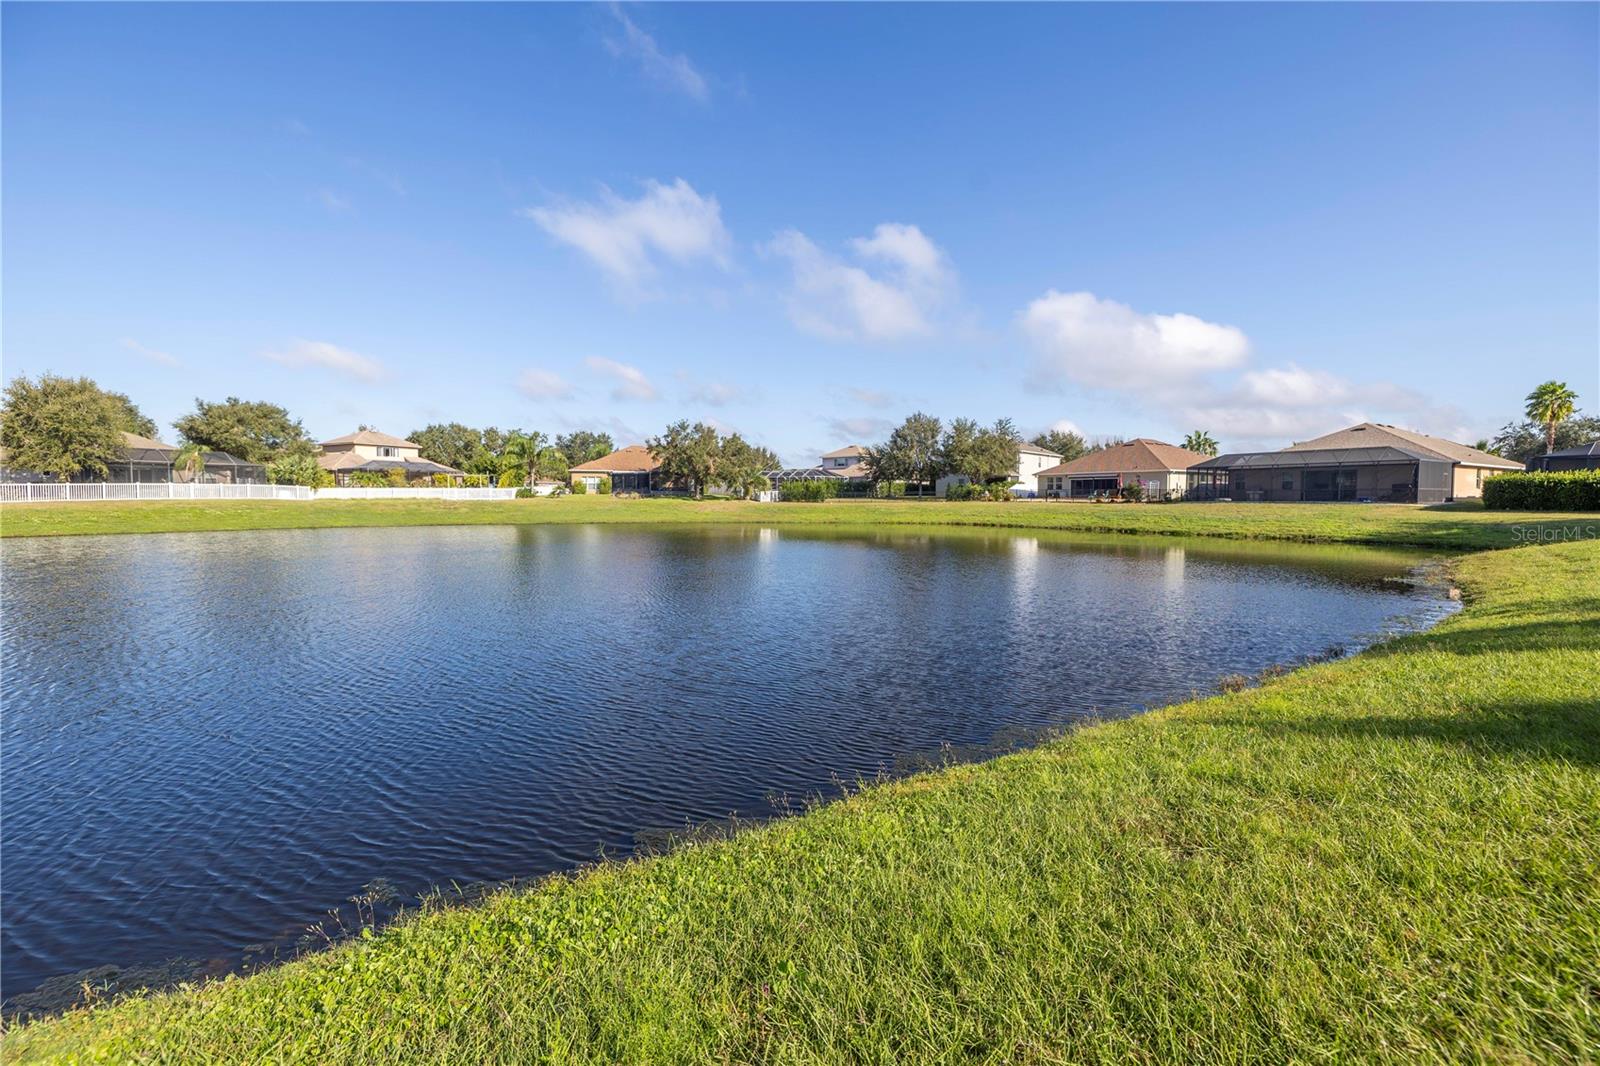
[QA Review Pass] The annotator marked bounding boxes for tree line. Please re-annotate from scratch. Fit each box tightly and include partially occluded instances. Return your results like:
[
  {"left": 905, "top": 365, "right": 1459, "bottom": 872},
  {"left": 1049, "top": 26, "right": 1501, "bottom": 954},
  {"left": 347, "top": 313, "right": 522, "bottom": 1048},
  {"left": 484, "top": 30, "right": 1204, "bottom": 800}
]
[{"left": 0, "top": 374, "right": 623, "bottom": 487}]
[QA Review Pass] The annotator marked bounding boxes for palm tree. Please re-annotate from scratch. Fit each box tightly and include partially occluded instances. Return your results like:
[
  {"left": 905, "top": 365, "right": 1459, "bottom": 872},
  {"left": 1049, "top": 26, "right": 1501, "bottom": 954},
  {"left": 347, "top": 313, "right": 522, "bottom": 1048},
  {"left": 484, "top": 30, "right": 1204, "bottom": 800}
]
[
  {"left": 172, "top": 442, "right": 208, "bottom": 483},
  {"left": 1184, "top": 430, "right": 1219, "bottom": 457},
  {"left": 502, "top": 431, "right": 561, "bottom": 488},
  {"left": 1524, "top": 381, "right": 1578, "bottom": 455}
]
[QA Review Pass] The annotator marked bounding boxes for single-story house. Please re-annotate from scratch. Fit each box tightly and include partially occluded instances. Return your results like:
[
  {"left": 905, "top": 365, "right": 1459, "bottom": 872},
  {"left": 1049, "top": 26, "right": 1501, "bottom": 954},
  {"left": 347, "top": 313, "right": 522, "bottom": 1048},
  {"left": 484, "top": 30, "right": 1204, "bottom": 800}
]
[
  {"left": 1188, "top": 423, "right": 1522, "bottom": 503},
  {"left": 2, "top": 432, "right": 265, "bottom": 483},
  {"left": 937, "top": 442, "right": 1062, "bottom": 498},
  {"left": 568, "top": 444, "right": 661, "bottom": 493},
  {"left": 1037, "top": 439, "right": 1211, "bottom": 500},
  {"left": 1528, "top": 441, "right": 1600, "bottom": 472},
  {"left": 316, "top": 429, "right": 465, "bottom": 485}
]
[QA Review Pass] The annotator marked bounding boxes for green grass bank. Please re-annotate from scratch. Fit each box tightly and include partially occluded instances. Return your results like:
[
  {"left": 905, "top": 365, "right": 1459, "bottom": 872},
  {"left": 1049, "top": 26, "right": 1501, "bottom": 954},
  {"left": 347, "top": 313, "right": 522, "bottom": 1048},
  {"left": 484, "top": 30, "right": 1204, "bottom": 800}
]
[
  {"left": 6, "top": 539, "right": 1597, "bottom": 1062},
  {"left": 3, "top": 495, "right": 1598, "bottom": 551}
]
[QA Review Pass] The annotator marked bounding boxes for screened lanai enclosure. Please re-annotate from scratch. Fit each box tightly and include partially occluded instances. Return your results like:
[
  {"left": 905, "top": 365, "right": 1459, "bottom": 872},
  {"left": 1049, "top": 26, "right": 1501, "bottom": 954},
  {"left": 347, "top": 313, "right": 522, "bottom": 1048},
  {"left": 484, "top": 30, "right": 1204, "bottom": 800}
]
[{"left": 1188, "top": 446, "right": 1453, "bottom": 504}]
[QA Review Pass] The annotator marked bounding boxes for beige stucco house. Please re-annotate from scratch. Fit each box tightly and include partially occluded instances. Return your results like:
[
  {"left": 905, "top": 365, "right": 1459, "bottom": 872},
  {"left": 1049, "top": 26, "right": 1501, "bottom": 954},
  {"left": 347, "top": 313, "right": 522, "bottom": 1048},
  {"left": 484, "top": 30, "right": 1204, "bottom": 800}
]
[
  {"left": 1188, "top": 423, "right": 1522, "bottom": 503},
  {"left": 936, "top": 442, "right": 1063, "bottom": 498},
  {"left": 1036, "top": 439, "right": 1210, "bottom": 499},
  {"left": 316, "top": 430, "right": 464, "bottom": 485}
]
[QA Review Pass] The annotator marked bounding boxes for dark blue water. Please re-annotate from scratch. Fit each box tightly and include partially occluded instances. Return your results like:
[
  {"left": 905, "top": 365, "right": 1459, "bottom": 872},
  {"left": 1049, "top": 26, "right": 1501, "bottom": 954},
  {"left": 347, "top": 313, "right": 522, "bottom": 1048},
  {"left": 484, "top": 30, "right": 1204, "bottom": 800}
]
[{"left": 0, "top": 524, "right": 1451, "bottom": 1001}]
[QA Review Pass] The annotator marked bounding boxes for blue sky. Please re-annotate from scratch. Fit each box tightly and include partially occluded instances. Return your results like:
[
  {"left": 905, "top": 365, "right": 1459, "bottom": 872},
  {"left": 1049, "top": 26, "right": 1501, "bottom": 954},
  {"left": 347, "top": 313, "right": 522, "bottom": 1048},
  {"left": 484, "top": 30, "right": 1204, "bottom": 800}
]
[{"left": 4, "top": 2, "right": 1596, "bottom": 464}]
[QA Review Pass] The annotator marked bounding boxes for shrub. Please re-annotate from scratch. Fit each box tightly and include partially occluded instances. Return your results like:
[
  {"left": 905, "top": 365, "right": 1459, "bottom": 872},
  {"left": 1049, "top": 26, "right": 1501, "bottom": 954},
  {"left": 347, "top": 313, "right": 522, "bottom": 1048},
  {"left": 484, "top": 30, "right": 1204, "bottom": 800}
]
[
  {"left": 347, "top": 470, "right": 389, "bottom": 488},
  {"left": 497, "top": 469, "right": 521, "bottom": 489},
  {"left": 571, "top": 480, "right": 588, "bottom": 495},
  {"left": 597, "top": 476, "right": 612, "bottom": 495},
  {"left": 779, "top": 479, "right": 840, "bottom": 502},
  {"left": 1482, "top": 470, "right": 1600, "bottom": 511},
  {"left": 1120, "top": 482, "right": 1145, "bottom": 502},
  {"left": 985, "top": 482, "right": 1014, "bottom": 502},
  {"left": 515, "top": 487, "right": 534, "bottom": 499},
  {"left": 943, "top": 482, "right": 981, "bottom": 502},
  {"left": 386, "top": 467, "right": 409, "bottom": 488},
  {"left": 463, "top": 474, "right": 489, "bottom": 488},
  {"left": 431, "top": 473, "right": 452, "bottom": 488},
  {"left": 266, "top": 453, "right": 333, "bottom": 488},
  {"left": 874, "top": 480, "right": 907, "bottom": 499}
]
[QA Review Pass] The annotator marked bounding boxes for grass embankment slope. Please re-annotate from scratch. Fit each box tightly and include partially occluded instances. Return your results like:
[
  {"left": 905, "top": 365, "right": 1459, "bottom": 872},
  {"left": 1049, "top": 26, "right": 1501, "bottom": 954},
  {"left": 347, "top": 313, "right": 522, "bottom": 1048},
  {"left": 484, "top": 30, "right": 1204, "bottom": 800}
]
[
  {"left": 7, "top": 539, "right": 1598, "bottom": 1062},
  {"left": 3, "top": 495, "right": 1597, "bottom": 551}
]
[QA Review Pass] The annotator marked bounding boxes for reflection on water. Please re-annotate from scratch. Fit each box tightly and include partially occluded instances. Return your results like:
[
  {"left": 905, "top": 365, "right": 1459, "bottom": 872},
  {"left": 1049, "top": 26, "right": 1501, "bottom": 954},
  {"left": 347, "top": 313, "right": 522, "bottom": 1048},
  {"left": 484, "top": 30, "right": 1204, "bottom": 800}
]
[{"left": 0, "top": 524, "right": 1452, "bottom": 1002}]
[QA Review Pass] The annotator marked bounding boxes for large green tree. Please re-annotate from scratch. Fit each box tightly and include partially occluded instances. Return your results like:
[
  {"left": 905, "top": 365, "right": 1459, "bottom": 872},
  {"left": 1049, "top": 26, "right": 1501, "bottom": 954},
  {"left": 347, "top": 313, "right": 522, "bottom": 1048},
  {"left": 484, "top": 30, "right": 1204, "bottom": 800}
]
[
  {"left": 556, "top": 431, "right": 616, "bottom": 467},
  {"left": 716, "top": 433, "right": 776, "bottom": 499},
  {"left": 869, "top": 412, "right": 944, "bottom": 495},
  {"left": 1489, "top": 413, "right": 1600, "bottom": 466},
  {"left": 1032, "top": 427, "right": 1087, "bottom": 462},
  {"left": 173, "top": 397, "right": 310, "bottom": 463},
  {"left": 407, "top": 423, "right": 484, "bottom": 471},
  {"left": 0, "top": 374, "right": 156, "bottom": 480},
  {"left": 1524, "top": 381, "right": 1579, "bottom": 455},
  {"left": 1184, "top": 430, "right": 1219, "bottom": 456},
  {"left": 647, "top": 420, "right": 720, "bottom": 497}
]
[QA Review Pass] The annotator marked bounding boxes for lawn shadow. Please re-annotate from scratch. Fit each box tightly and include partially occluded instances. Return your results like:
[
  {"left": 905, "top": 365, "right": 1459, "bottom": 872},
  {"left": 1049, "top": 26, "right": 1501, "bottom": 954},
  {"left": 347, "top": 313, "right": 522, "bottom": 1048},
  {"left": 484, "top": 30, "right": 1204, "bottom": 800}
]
[{"left": 1196, "top": 696, "right": 1600, "bottom": 769}]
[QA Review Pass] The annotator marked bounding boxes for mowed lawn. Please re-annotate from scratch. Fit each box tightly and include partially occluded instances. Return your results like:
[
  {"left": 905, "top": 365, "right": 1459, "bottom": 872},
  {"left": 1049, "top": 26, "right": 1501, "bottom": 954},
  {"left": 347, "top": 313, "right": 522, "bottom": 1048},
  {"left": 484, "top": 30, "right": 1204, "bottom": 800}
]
[
  {"left": 2, "top": 495, "right": 1598, "bottom": 551},
  {"left": 5, "top": 539, "right": 1597, "bottom": 1063}
]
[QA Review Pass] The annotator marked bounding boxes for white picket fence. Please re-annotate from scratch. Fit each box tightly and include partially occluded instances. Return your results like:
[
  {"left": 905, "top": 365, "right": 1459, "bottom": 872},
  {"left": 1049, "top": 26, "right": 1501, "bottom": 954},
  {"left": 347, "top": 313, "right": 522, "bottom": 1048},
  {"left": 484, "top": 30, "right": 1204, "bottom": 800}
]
[{"left": 0, "top": 483, "right": 525, "bottom": 503}]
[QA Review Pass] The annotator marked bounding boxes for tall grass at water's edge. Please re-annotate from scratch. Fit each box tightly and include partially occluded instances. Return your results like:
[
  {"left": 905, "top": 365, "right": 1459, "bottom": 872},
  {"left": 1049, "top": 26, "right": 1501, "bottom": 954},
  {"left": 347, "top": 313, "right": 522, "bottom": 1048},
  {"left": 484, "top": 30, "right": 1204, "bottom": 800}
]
[{"left": 4, "top": 539, "right": 1597, "bottom": 1063}]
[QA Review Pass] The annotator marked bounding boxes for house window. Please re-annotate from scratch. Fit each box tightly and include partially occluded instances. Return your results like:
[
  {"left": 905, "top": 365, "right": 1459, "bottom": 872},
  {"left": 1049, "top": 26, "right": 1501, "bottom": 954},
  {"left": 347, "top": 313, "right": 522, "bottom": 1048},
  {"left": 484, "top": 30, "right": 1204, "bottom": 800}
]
[
  {"left": 377, "top": 446, "right": 398, "bottom": 458},
  {"left": 1475, "top": 469, "right": 1482, "bottom": 488},
  {"left": 1282, "top": 477, "right": 1294, "bottom": 491}
]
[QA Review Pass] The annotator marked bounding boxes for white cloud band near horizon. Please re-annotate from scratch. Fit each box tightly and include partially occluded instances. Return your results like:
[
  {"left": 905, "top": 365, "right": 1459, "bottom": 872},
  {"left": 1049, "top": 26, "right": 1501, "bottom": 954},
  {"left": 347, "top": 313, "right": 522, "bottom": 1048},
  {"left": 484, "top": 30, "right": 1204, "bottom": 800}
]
[{"left": 262, "top": 339, "right": 387, "bottom": 383}]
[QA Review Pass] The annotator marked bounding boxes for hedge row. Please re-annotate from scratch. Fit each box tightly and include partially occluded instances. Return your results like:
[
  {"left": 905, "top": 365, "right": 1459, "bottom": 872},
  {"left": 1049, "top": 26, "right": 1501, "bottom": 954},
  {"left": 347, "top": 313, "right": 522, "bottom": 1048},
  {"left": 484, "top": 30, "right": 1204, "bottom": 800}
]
[{"left": 1482, "top": 470, "right": 1600, "bottom": 511}]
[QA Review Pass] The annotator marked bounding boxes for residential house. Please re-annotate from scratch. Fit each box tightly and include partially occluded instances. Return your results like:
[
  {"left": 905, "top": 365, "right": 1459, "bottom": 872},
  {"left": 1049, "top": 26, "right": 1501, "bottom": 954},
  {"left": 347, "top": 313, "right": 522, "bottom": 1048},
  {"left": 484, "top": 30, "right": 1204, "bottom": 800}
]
[
  {"left": 818, "top": 444, "right": 872, "bottom": 482},
  {"left": 0, "top": 431, "right": 265, "bottom": 484},
  {"left": 1188, "top": 423, "right": 1522, "bottom": 503},
  {"left": 316, "top": 430, "right": 465, "bottom": 485},
  {"left": 568, "top": 444, "right": 661, "bottom": 493},
  {"left": 1528, "top": 441, "right": 1600, "bottom": 472},
  {"left": 938, "top": 442, "right": 1062, "bottom": 498},
  {"left": 1037, "top": 439, "right": 1209, "bottom": 499}
]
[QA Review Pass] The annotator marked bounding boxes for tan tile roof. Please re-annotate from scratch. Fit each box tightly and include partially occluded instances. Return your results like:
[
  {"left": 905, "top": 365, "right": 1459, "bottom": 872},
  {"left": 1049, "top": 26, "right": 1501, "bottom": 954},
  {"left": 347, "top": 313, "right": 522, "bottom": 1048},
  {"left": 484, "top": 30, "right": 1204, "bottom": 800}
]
[
  {"left": 827, "top": 461, "right": 872, "bottom": 479},
  {"left": 569, "top": 444, "right": 660, "bottom": 473},
  {"left": 317, "top": 451, "right": 372, "bottom": 471},
  {"left": 1017, "top": 443, "right": 1062, "bottom": 458},
  {"left": 820, "top": 444, "right": 868, "bottom": 460},
  {"left": 1037, "top": 439, "right": 1211, "bottom": 477},
  {"left": 320, "top": 429, "right": 419, "bottom": 449},
  {"left": 1287, "top": 423, "right": 1521, "bottom": 469},
  {"left": 120, "top": 431, "right": 177, "bottom": 451}
]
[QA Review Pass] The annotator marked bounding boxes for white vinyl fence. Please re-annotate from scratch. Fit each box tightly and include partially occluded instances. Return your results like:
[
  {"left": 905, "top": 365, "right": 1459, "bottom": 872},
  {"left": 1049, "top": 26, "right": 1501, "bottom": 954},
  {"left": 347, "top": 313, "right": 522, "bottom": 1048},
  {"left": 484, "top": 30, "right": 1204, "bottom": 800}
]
[
  {"left": 0, "top": 482, "right": 313, "bottom": 503},
  {"left": 0, "top": 483, "right": 525, "bottom": 503}
]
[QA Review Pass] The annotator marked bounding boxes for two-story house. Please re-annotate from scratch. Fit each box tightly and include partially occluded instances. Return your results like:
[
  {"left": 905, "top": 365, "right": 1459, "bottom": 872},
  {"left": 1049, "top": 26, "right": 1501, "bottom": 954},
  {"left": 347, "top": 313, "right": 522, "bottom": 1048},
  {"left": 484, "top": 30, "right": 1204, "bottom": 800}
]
[{"left": 315, "top": 429, "right": 465, "bottom": 485}]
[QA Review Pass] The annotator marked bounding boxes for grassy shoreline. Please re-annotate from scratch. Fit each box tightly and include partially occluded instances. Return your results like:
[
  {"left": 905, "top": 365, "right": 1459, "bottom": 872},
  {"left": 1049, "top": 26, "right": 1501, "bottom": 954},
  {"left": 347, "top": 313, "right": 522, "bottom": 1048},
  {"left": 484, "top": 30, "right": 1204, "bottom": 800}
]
[
  {"left": 4, "top": 536, "right": 1596, "bottom": 1061},
  {"left": 2, "top": 495, "right": 1598, "bottom": 551}
]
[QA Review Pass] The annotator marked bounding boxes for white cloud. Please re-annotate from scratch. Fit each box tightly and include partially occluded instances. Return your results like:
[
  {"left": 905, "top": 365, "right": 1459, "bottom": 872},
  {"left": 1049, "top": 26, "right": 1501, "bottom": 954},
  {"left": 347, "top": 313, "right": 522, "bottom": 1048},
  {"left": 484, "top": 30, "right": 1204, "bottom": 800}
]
[
  {"left": 120, "top": 338, "right": 179, "bottom": 367},
  {"left": 1179, "top": 366, "right": 1477, "bottom": 449},
  {"left": 316, "top": 188, "right": 350, "bottom": 213},
  {"left": 768, "top": 223, "right": 955, "bottom": 342},
  {"left": 688, "top": 381, "right": 740, "bottom": 407},
  {"left": 1045, "top": 418, "right": 1085, "bottom": 438},
  {"left": 824, "top": 415, "right": 891, "bottom": 441},
  {"left": 263, "top": 339, "right": 387, "bottom": 384},
  {"left": 586, "top": 356, "right": 658, "bottom": 401},
  {"left": 1022, "top": 291, "right": 1250, "bottom": 391},
  {"left": 522, "top": 178, "right": 731, "bottom": 293},
  {"left": 517, "top": 369, "right": 574, "bottom": 401},
  {"left": 848, "top": 387, "right": 893, "bottom": 409},
  {"left": 603, "top": 4, "right": 710, "bottom": 102}
]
